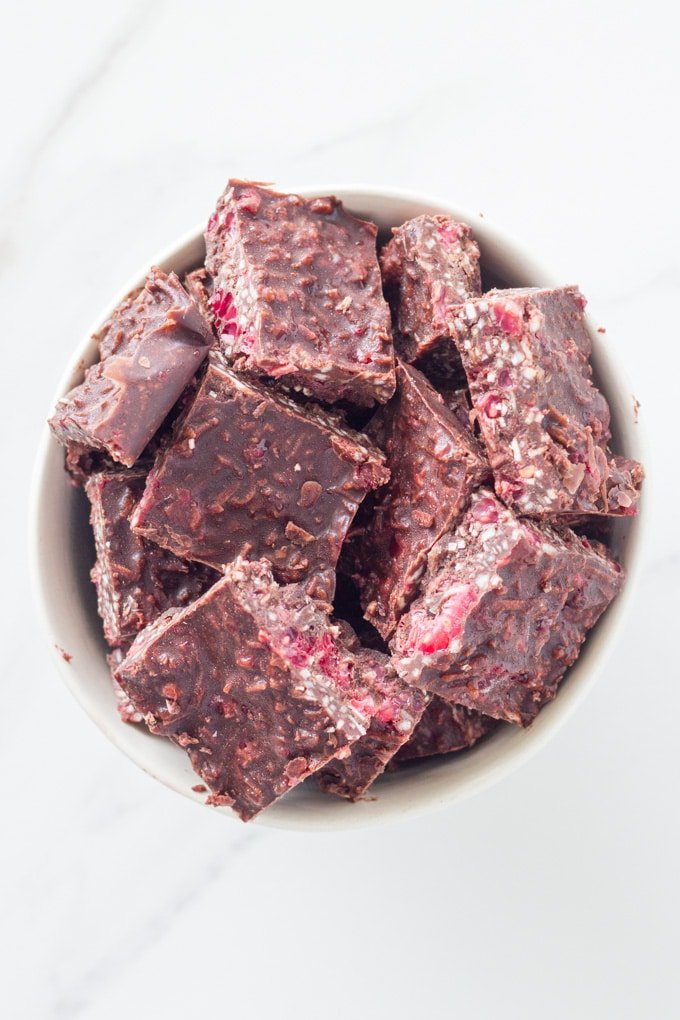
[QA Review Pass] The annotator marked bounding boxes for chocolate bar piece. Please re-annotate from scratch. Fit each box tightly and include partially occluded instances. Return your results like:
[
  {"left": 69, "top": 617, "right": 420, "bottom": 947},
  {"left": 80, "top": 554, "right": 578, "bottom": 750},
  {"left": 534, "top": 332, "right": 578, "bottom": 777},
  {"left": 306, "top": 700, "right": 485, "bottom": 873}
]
[
  {"left": 115, "top": 559, "right": 405, "bottom": 820},
  {"left": 204, "top": 180, "right": 396, "bottom": 406},
  {"left": 380, "top": 215, "right": 481, "bottom": 363},
  {"left": 49, "top": 268, "right": 212, "bottom": 467},
  {"left": 346, "top": 361, "right": 488, "bottom": 638},
  {"left": 395, "top": 697, "right": 496, "bottom": 761},
  {"left": 450, "top": 287, "right": 643, "bottom": 517},
  {"left": 131, "top": 357, "right": 388, "bottom": 603},
  {"left": 316, "top": 632, "right": 428, "bottom": 800},
  {"left": 86, "top": 470, "right": 217, "bottom": 647},
  {"left": 391, "top": 490, "right": 623, "bottom": 725}
]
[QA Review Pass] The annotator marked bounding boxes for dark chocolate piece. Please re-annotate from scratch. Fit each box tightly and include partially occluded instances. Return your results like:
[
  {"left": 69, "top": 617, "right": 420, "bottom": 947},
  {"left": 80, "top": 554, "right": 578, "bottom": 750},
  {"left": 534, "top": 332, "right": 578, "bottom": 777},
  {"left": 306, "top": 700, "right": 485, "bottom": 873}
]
[
  {"left": 204, "top": 180, "right": 396, "bottom": 406},
  {"left": 345, "top": 361, "right": 489, "bottom": 638},
  {"left": 395, "top": 697, "right": 497, "bottom": 761},
  {"left": 131, "top": 357, "right": 388, "bottom": 603},
  {"left": 449, "top": 287, "right": 643, "bottom": 517},
  {"left": 391, "top": 489, "right": 623, "bottom": 725},
  {"left": 116, "top": 559, "right": 402, "bottom": 820},
  {"left": 380, "top": 215, "right": 481, "bottom": 363},
  {"left": 85, "top": 470, "right": 217, "bottom": 647},
  {"left": 49, "top": 268, "right": 212, "bottom": 467}
]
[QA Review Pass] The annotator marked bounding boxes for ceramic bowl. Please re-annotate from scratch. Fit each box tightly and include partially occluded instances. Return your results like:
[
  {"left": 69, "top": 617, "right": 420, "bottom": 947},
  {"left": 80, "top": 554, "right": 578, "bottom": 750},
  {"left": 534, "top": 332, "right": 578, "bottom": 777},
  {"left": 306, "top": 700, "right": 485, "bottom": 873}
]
[{"left": 29, "top": 186, "right": 647, "bottom": 830}]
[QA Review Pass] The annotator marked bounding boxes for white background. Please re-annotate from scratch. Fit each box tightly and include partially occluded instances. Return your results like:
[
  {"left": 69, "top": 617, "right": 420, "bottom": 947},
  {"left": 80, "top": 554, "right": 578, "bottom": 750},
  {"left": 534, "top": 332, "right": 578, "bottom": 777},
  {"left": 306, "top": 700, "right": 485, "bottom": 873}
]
[{"left": 2, "top": 2, "right": 679, "bottom": 1017}]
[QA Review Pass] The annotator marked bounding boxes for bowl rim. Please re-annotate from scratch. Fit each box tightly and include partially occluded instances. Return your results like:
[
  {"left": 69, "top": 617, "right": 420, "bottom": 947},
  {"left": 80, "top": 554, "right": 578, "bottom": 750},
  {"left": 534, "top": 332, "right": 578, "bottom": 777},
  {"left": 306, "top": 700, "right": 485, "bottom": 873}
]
[{"left": 28, "top": 183, "right": 650, "bottom": 831}]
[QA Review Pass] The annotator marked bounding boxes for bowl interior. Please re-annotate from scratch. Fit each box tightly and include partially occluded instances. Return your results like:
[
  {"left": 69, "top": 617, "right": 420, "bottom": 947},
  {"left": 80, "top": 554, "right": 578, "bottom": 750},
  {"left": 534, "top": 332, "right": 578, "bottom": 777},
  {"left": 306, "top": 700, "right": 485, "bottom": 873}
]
[{"left": 30, "top": 187, "right": 646, "bottom": 830}]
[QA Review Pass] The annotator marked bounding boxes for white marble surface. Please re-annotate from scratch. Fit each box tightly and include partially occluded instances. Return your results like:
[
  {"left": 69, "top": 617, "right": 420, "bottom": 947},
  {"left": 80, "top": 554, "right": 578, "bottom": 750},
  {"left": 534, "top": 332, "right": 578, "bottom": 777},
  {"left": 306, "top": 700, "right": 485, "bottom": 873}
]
[{"left": 2, "top": 1, "right": 679, "bottom": 1017}]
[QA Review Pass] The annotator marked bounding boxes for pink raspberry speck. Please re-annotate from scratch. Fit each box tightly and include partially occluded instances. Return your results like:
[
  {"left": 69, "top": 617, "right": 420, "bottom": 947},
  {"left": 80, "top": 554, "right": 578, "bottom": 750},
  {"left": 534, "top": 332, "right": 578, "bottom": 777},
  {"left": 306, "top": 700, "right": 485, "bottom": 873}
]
[
  {"left": 480, "top": 393, "right": 505, "bottom": 419},
  {"left": 437, "top": 221, "right": 462, "bottom": 245},
  {"left": 409, "top": 584, "right": 476, "bottom": 655},
  {"left": 472, "top": 498, "right": 499, "bottom": 524},
  {"left": 235, "top": 189, "right": 262, "bottom": 214},
  {"left": 491, "top": 300, "right": 523, "bottom": 337}
]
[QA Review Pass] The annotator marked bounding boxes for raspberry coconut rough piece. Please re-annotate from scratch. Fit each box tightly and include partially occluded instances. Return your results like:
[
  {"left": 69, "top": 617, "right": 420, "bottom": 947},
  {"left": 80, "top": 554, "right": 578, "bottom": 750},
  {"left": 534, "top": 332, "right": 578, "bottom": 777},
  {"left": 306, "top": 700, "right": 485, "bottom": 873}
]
[
  {"left": 450, "top": 287, "right": 643, "bottom": 518},
  {"left": 380, "top": 214, "right": 481, "bottom": 363},
  {"left": 316, "top": 624, "right": 428, "bottom": 800},
  {"left": 131, "top": 357, "right": 388, "bottom": 603},
  {"left": 49, "top": 268, "right": 212, "bottom": 467},
  {"left": 85, "top": 470, "right": 217, "bottom": 647},
  {"left": 204, "top": 180, "right": 396, "bottom": 406},
  {"left": 395, "top": 697, "right": 497, "bottom": 762},
  {"left": 345, "top": 361, "right": 489, "bottom": 639},
  {"left": 391, "top": 489, "right": 624, "bottom": 726},
  {"left": 115, "top": 559, "right": 405, "bottom": 820}
]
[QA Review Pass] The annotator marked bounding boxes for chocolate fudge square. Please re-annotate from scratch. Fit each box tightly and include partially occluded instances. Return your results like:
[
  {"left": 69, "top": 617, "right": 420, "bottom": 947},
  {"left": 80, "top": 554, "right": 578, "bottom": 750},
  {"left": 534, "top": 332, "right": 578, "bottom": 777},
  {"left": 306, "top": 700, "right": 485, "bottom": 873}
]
[
  {"left": 395, "top": 697, "right": 496, "bottom": 762},
  {"left": 86, "top": 469, "right": 217, "bottom": 647},
  {"left": 316, "top": 626, "right": 428, "bottom": 800},
  {"left": 116, "top": 559, "right": 402, "bottom": 820},
  {"left": 204, "top": 180, "right": 396, "bottom": 406},
  {"left": 380, "top": 214, "right": 481, "bottom": 363},
  {"left": 450, "top": 287, "right": 643, "bottom": 517},
  {"left": 391, "top": 490, "right": 623, "bottom": 725},
  {"left": 131, "top": 357, "right": 388, "bottom": 603},
  {"left": 49, "top": 268, "right": 212, "bottom": 467},
  {"left": 345, "top": 361, "right": 488, "bottom": 639}
]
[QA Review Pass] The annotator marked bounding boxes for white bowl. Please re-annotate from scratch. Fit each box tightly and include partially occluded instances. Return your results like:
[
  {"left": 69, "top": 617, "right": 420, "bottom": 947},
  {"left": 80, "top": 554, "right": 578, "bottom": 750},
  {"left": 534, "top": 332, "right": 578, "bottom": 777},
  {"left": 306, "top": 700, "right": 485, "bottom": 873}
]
[{"left": 29, "top": 186, "right": 647, "bottom": 830}]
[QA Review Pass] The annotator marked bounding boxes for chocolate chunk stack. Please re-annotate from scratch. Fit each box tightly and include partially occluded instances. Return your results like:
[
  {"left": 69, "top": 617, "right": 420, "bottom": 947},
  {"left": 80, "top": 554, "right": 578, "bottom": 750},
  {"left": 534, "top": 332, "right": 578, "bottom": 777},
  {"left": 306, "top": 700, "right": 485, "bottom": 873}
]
[{"left": 49, "top": 181, "right": 643, "bottom": 819}]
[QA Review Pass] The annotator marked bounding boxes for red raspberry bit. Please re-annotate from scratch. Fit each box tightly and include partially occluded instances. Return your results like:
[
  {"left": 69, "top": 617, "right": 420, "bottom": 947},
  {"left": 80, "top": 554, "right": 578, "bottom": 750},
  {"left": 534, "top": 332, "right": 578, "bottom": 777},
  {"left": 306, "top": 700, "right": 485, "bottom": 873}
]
[
  {"left": 413, "top": 584, "right": 476, "bottom": 655},
  {"left": 211, "top": 289, "right": 235, "bottom": 324},
  {"left": 354, "top": 325, "right": 367, "bottom": 337},
  {"left": 472, "top": 498, "right": 499, "bottom": 524},
  {"left": 437, "top": 221, "right": 462, "bottom": 244},
  {"left": 480, "top": 393, "right": 505, "bottom": 418},
  {"left": 235, "top": 189, "right": 262, "bottom": 214},
  {"left": 404, "top": 586, "right": 477, "bottom": 655},
  {"left": 350, "top": 694, "right": 376, "bottom": 718},
  {"left": 206, "top": 211, "right": 219, "bottom": 234},
  {"left": 497, "top": 368, "right": 513, "bottom": 388},
  {"left": 491, "top": 300, "right": 523, "bottom": 337}
]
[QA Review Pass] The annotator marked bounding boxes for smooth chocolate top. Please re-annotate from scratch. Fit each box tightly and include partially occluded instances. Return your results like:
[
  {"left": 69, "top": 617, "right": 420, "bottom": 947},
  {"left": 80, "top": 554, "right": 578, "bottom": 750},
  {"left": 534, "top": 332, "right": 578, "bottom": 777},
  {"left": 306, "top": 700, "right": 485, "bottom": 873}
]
[
  {"left": 204, "top": 180, "right": 396, "bottom": 406},
  {"left": 131, "top": 357, "right": 388, "bottom": 603},
  {"left": 49, "top": 268, "right": 212, "bottom": 467}
]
